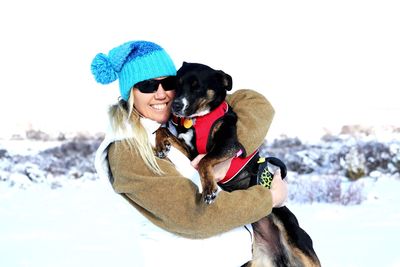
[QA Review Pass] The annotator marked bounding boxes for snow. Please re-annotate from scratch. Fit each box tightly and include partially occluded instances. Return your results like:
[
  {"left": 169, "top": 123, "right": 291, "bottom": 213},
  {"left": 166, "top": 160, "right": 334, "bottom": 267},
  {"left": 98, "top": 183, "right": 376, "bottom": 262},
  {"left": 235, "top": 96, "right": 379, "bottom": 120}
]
[
  {"left": 1, "top": 135, "right": 400, "bottom": 267},
  {"left": 0, "top": 180, "right": 141, "bottom": 267},
  {"left": 2, "top": 177, "right": 400, "bottom": 267},
  {"left": 289, "top": 176, "right": 400, "bottom": 267}
]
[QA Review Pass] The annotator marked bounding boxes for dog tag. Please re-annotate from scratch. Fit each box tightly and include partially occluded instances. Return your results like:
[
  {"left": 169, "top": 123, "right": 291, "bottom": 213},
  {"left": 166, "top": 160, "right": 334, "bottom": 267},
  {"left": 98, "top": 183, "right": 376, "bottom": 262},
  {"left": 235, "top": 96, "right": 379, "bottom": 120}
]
[{"left": 183, "top": 118, "right": 193, "bottom": 128}]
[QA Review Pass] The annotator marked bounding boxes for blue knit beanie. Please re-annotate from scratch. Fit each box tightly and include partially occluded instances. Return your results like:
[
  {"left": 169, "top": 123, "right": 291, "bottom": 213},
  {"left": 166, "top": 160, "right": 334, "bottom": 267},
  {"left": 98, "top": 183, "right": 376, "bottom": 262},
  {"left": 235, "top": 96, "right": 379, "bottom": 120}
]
[{"left": 91, "top": 41, "right": 176, "bottom": 101}]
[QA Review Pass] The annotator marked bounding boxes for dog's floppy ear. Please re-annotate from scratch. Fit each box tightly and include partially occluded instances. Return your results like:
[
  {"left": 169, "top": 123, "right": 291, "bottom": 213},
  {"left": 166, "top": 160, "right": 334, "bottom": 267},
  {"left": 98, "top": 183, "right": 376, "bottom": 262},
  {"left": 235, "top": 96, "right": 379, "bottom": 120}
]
[{"left": 215, "top": 70, "right": 233, "bottom": 91}]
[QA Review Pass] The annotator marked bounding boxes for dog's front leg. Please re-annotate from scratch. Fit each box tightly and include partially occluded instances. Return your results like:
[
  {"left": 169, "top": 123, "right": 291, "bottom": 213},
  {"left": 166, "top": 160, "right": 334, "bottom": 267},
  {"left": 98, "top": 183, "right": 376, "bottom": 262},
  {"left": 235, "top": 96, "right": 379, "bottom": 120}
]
[
  {"left": 197, "top": 157, "right": 220, "bottom": 204},
  {"left": 155, "top": 127, "right": 191, "bottom": 158},
  {"left": 198, "top": 153, "right": 238, "bottom": 204}
]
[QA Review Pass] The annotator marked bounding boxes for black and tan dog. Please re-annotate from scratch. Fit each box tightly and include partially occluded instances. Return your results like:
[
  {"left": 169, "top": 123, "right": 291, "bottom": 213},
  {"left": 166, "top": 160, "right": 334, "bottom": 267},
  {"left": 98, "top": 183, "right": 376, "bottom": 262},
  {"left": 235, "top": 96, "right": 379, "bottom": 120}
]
[{"left": 155, "top": 62, "right": 320, "bottom": 267}]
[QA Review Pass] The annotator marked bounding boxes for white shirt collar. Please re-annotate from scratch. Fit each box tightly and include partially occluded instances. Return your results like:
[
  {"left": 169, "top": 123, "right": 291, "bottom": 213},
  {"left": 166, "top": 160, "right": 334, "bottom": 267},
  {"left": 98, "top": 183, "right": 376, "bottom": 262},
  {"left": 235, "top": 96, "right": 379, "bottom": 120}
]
[{"left": 140, "top": 117, "right": 162, "bottom": 147}]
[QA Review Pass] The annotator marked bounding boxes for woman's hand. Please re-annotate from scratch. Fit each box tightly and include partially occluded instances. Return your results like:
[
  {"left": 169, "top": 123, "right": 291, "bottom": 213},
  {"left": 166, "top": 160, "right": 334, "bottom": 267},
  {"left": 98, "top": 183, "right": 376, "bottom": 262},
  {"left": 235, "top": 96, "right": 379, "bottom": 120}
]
[
  {"left": 191, "top": 154, "right": 233, "bottom": 182},
  {"left": 270, "top": 169, "right": 288, "bottom": 207},
  {"left": 190, "top": 154, "right": 205, "bottom": 170}
]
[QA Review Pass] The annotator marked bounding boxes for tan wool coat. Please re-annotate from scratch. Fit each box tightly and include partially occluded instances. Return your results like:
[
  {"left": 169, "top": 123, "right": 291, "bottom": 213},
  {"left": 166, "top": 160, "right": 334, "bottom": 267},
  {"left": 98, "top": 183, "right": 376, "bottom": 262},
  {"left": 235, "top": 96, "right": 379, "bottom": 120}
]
[{"left": 106, "top": 89, "right": 275, "bottom": 239}]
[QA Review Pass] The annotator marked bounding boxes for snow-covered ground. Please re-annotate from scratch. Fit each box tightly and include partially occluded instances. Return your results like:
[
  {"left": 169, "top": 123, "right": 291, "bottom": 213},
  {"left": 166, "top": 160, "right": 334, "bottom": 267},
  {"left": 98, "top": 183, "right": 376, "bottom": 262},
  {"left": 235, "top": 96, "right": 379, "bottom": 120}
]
[
  {"left": 1, "top": 176, "right": 400, "bottom": 267},
  {"left": 1, "top": 130, "right": 400, "bottom": 267}
]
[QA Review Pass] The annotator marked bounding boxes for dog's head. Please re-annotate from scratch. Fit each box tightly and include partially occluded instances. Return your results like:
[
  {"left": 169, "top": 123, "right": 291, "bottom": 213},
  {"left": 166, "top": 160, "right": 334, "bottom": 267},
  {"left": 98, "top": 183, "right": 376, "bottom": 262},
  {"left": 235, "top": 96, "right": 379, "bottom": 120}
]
[{"left": 172, "top": 62, "right": 232, "bottom": 118}]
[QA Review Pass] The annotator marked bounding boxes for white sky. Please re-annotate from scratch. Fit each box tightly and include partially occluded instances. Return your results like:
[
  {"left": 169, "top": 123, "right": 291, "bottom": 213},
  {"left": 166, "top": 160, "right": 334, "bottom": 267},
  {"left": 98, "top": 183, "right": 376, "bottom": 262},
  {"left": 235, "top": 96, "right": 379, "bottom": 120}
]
[{"left": 0, "top": 0, "right": 399, "bottom": 139}]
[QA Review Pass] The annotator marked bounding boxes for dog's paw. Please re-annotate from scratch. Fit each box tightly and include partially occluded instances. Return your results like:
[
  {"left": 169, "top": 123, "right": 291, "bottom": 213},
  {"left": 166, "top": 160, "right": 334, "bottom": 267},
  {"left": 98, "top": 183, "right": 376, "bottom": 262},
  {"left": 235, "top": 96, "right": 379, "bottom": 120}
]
[
  {"left": 203, "top": 188, "right": 218, "bottom": 204},
  {"left": 155, "top": 142, "right": 171, "bottom": 158},
  {"left": 155, "top": 128, "right": 174, "bottom": 158}
]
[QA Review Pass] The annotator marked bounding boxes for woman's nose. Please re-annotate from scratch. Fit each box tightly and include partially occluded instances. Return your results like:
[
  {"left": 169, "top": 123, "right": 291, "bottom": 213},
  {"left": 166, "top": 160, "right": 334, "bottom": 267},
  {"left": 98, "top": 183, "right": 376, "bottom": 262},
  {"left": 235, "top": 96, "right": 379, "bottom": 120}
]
[{"left": 154, "top": 84, "right": 167, "bottom": 98}]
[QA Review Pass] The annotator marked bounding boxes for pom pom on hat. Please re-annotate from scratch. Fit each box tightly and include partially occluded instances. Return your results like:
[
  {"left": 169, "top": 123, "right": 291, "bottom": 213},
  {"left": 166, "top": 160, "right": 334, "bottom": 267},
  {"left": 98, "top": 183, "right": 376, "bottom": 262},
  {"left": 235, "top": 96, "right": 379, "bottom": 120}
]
[
  {"left": 91, "top": 53, "right": 118, "bottom": 84},
  {"left": 90, "top": 40, "right": 176, "bottom": 101}
]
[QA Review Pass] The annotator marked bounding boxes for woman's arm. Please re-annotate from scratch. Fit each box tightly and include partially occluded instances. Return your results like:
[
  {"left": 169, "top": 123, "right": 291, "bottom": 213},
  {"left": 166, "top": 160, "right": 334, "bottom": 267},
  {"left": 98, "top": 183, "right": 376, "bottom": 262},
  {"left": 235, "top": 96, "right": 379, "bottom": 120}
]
[
  {"left": 226, "top": 89, "right": 275, "bottom": 156},
  {"left": 108, "top": 141, "right": 273, "bottom": 239}
]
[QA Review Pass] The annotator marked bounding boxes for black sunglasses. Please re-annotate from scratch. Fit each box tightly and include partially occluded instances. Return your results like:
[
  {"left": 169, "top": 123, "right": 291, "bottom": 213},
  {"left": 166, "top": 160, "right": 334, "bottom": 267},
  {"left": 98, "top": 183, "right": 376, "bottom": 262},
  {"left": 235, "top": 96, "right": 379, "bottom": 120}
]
[{"left": 134, "top": 76, "right": 177, "bottom": 93}]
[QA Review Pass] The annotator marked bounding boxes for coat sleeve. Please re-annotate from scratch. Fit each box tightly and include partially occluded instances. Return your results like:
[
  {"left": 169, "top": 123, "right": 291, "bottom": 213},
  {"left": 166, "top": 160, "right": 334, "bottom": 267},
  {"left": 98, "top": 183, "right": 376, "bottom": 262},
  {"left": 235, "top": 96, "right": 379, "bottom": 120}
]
[
  {"left": 226, "top": 89, "right": 275, "bottom": 156},
  {"left": 108, "top": 141, "right": 273, "bottom": 239}
]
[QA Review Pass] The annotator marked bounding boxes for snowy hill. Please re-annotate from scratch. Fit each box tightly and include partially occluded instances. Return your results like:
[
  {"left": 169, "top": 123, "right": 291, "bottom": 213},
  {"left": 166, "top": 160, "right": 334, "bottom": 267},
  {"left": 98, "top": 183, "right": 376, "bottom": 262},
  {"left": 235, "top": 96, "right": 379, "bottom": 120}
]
[{"left": 1, "top": 126, "right": 399, "bottom": 204}]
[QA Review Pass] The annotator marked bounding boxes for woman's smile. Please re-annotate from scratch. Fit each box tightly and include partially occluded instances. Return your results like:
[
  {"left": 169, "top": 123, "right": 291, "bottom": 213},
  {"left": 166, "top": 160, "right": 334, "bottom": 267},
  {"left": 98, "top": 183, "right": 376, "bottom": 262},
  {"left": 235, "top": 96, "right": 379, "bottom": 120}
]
[{"left": 150, "top": 102, "right": 168, "bottom": 111}]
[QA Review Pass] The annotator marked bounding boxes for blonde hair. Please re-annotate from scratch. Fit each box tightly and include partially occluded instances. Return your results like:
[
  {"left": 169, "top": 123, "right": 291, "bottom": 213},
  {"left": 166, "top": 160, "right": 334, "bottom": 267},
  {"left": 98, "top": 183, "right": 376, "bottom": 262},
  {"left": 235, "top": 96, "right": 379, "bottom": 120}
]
[{"left": 108, "top": 89, "right": 164, "bottom": 175}]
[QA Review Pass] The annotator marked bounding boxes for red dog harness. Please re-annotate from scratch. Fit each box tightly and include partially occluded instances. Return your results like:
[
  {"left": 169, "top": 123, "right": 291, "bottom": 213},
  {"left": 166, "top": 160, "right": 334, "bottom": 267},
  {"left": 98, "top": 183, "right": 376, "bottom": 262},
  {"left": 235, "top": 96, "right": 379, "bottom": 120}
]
[{"left": 172, "top": 101, "right": 258, "bottom": 184}]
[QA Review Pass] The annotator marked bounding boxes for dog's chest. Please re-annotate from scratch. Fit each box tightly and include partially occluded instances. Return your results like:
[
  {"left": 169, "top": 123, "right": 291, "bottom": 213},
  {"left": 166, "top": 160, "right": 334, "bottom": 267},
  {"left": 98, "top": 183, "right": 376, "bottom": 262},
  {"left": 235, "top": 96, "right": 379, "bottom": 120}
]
[
  {"left": 170, "top": 115, "right": 215, "bottom": 156},
  {"left": 178, "top": 128, "right": 195, "bottom": 151},
  {"left": 168, "top": 118, "right": 197, "bottom": 153}
]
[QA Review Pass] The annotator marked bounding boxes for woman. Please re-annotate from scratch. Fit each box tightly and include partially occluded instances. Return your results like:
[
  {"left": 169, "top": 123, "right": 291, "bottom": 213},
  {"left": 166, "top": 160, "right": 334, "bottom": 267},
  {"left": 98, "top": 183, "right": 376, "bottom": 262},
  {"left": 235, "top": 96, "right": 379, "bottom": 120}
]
[{"left": 91, "top": 40, "right": 287, "bottom": 267}]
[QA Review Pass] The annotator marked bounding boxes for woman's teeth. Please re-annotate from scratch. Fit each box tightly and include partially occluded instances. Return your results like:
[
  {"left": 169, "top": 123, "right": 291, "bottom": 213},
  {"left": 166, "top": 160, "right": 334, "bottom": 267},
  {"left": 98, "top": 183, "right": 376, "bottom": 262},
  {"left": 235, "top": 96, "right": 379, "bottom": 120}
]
[{"left": 151, "top": 103, "right": 167, "bottom": 110}]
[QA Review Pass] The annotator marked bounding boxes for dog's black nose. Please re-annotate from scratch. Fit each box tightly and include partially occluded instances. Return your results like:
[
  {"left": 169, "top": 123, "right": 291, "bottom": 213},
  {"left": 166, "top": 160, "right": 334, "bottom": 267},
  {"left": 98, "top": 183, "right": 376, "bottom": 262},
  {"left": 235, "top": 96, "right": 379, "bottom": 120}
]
[{"left": 172, "top": 100, "right": 184, "bottom": 112}]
